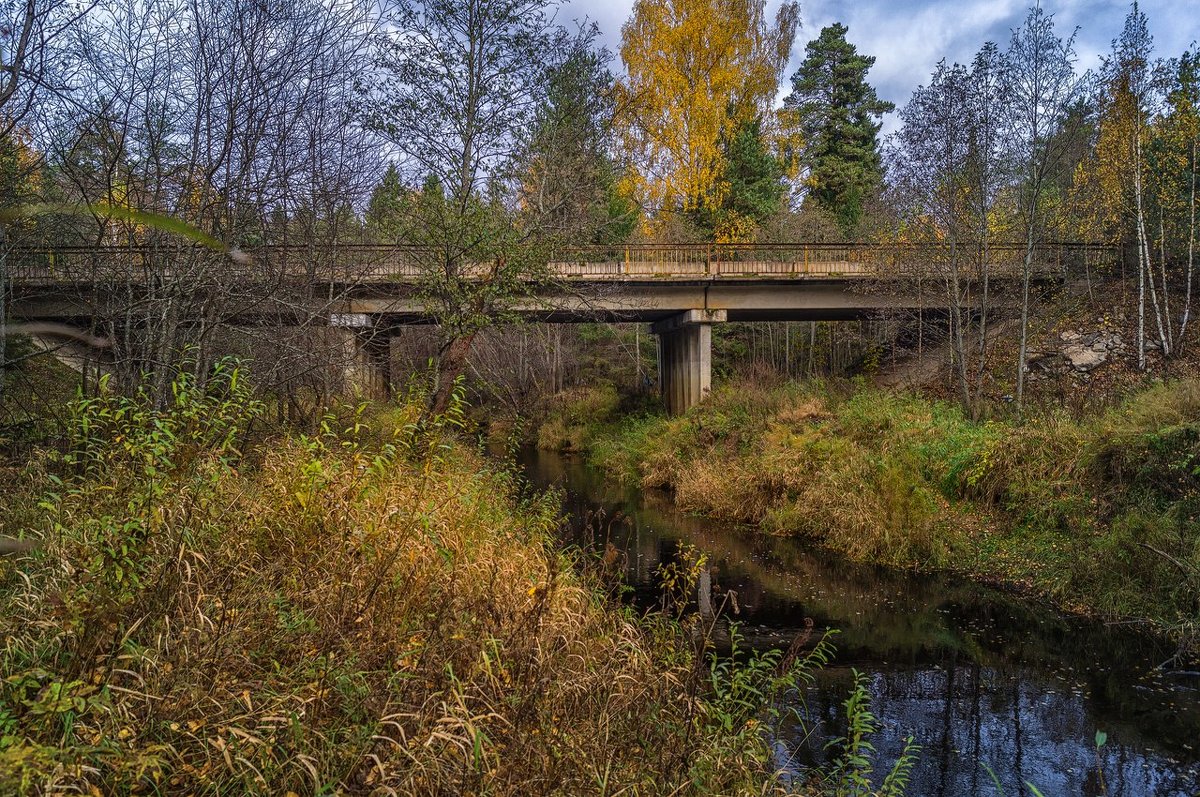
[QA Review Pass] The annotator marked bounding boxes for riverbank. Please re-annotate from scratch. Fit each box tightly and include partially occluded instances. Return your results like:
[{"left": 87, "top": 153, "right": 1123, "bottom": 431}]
[
  {"left": 535, "top": 378, "right": 1200, "bottom": 653},
  {"left": 521, "top": 445, "right": 1200, "bottom": 795},
  {"left": 0, "top": 368, "right": 822, "bottom": 795}
]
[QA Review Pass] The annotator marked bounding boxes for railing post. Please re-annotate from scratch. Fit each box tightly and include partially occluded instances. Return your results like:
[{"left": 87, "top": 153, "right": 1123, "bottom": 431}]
[
  {"left": 624, "top": 246, "right": 630, "bottom": 275},
  {"left": 705, "top": 244, "right": 712, "bottom": 276}
]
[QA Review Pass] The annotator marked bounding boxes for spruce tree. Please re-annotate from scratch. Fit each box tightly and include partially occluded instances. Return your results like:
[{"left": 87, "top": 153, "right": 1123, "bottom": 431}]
[
  {"left": 784, "top": 23, "right": 893, "bottom": 233},
  {"left": 366, "top": 163, "right": 410, "bottom": 241},
  {"left": 689, "top": 115, "right": 785, "bottom": 242}
]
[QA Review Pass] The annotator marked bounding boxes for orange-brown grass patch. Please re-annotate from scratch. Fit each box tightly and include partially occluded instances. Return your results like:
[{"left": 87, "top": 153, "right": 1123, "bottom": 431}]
[{"left": 0, "top": 395, "right": 792, "bottom": 795}]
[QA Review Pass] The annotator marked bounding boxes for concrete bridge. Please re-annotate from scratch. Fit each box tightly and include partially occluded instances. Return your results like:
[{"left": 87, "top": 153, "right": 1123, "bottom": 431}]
[{"left": 5, "top": 242, "right": 1115, "bottom": 412}]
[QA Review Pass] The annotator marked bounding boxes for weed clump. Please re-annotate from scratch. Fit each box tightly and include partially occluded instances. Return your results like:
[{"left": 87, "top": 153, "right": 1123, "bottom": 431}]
[{"left": 0, "top": 364, "right": 823, "bottom": 795}]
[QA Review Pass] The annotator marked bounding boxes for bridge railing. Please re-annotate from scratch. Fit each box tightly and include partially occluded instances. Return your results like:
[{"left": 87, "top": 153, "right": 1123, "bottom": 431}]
[
  {"left": 6, "top": 241, "right": 1118, "bottom": 284},
  {"left": 4, "top": 244, "right": 413, "bottom": 285},
  {"left": 547, "top": 242, "right": 1117, "bottom": 279}
]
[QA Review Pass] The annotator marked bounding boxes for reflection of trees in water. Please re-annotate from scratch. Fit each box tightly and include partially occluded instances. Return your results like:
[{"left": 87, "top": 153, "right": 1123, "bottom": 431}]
[
  {"left": 521, "top": 449, "right": 1200, "bottom": 795},
  {"left": 782, "top": 667, "right": 1198, "bottom": 796}
]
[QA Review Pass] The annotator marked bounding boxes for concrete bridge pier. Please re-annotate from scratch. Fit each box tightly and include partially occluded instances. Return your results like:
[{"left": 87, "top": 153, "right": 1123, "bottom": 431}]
[
  {"left": 331, "top": 314, "right": 392, "bottom": 399},
  {"left": 652, "top": 309, "right": 726, "bottom": 414}
]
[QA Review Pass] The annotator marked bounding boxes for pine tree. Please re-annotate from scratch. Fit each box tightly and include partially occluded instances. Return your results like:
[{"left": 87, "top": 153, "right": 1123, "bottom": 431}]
[
  {"left": 783, "top": 23, "right": 893, "bottom": 234},
  {"left": 366, "top": 163, "right": 410, "bottom": 242}
]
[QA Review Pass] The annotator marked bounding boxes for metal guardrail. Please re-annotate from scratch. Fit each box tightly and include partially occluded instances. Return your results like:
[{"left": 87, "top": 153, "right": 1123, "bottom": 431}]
[{"left": 5, "top": 242, "right": 1119, "bottom": 284}]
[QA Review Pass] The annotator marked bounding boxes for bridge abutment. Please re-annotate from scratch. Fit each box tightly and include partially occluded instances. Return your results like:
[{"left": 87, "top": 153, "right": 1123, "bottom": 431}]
[{"left": 652, "top": 309, "right": 726, "bottom": 414}]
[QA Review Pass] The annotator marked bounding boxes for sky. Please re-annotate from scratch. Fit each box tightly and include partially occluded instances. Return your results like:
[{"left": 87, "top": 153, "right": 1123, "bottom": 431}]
[{"left": 558, "top": 0, "right": 1200, "bottom": 134}]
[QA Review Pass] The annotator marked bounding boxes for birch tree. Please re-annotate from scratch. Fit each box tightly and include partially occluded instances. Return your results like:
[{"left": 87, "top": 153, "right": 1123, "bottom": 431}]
[
  {"left": 964, "top": 42, "right": 1010, "bottom": 402},
  {"left": 1100, "top": 4, "right": 1164, "bottom": 370},
  {"left": 617, "top": 0, "right": 799, "bottom": 221},
  {"left": 1008, "top": 3, "right": 1088, "bottom": 405},
  {"left": 891, "top": 60, "right": 976, "bottom": 410},
  {"left": 1145, "top": 51, "right": 1200, "bottom": 352},
  {"left": 890, "top": 47, "right": 1012, "bottom": 416}
]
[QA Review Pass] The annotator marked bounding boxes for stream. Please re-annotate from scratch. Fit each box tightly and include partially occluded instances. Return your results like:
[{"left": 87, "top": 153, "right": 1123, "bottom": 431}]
[{"left": 518, "top": 447, "right": 1200, "bottom": 797}]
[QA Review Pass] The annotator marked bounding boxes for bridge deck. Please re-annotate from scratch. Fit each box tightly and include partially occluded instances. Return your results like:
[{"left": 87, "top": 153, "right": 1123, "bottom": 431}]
[{"left": 3, "top": 241, "right": 1120, "bottom": 412}]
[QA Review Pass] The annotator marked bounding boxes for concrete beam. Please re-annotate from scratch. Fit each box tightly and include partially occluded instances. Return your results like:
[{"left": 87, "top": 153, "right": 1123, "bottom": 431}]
[
  {"left": 338, "top": 281, "right": 1002, "bottom": 323},
  {"left": 12, "top": 278, "right": 1022, "bottom": 326},
  {"left": 650, "top": 308, "right": 727, "bottom": 334}
]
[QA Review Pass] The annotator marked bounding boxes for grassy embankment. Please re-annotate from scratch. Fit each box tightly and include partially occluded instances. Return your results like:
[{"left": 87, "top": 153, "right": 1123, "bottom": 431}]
[
  {"left": 538, "top": 378, "right": 1200, "bottom": 648},
  {"left": 0, "top": 362, "right": 925, "bottom": 795}
]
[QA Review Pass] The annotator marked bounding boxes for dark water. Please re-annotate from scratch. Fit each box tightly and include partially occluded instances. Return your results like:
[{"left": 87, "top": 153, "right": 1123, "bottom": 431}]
[{"left": 518, "top": 448, "right": 1200, "bottom": 797}]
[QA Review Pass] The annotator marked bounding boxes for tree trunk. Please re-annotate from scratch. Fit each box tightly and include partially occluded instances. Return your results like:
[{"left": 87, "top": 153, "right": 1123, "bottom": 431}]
[
  {"left": 1015, "top": 226, "right": 1035, "bottom": 409},
  {"left": 1140, "top": 214, "right": 1169, "bottom": 357},
  {"left": 1160, "top": 214, "right": 1173, "bottom": 351},
  {"left": 947, "top": 242, "right": 972, "bottom": 413},
  {"left": 1136, "top": 130, "right": 1148, "bottom": 371},
  {"left": 975, "top": 236, "right": 990, "bottom": 403},
  {"left": 784, "top": 322, "right": 790, "bottom": 377},
  {"left": 807, "top": 322, "right": 816, "bottom": 376},
  {"left": 0, "top": 223, "right": 7, "bottom": 406},
  {"left": 431, "top": 330, "right": 478, "bottom": 415},
  {"left": 1181, "top": 138, "right": 1197, "bottom": 349}
]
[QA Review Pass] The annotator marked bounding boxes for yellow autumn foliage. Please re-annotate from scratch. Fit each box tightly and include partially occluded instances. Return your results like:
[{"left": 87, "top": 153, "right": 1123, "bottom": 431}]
[{"left": 617, "top": 0, "right": 798, "bottom": 223}]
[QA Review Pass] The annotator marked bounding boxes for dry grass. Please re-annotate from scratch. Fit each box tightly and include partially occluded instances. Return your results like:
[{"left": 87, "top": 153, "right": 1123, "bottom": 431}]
[
  {"left": 573, "top": 376, "right": 1200, "bottom": 644},
  {"left": 534, "top": 384, "right": 621, "bottom": 453},
  {"left": 0, "top": 380, "right": 796, "bottom": 795},
  {"left": 589, "top": 383, "right": 965, "bottom": 569}
]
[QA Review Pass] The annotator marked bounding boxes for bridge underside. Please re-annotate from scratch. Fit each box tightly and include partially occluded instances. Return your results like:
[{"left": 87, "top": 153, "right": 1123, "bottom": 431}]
[
  {"left": 346, "top": 280, "right": 946, "bottom": 325},
  {"left": 9, "top": 278, "right": 1003, "bottom": 415},
  {"left": 333, "top": 280, "right": 977, "bottom": 413}
]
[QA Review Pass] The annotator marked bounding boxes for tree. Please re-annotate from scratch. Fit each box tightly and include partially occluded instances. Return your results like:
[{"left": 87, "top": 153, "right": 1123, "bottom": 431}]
[
  {"left": 783, "top": 23, "right": 893, "bottom": 234},
  {"left": 366, "top": 163, "right": 411, "bottom": 242},
  {"left": 1008, "top": 3, "right": 1088, "bottom": 406},
  {"left": 963, "top": 42, "right": 1011, "bottom": 403},
  {"left": 368, "top": 0, "right": 552, "bottom": 211},
  {"left": 617, "top": 0, "right": 798, "bottom": 223},
  {"left": 1086, "top": 4, "right": 1200, "bottom": 370},
  {"left": 688, "top": 114, "right": 786, "bottom": 242},
  {"left": 1095, "top": 3, "right": 1161, "bottom": 370},
  {"left": 1169, "top": 51, "right": 1200, "bottom": 345},
  {"left": 890, "top": 47, "right": 1013, "bottom": 416},
  {"left": 1, "top": 0, "right": 89, "bottom": 404},
  {"left": 30, "top": 0, "right": 382, "bottom": 407},
  {"left": 1144, "top": 50, "right": 1200, "bottom": 351},
  {"left": 0, "top": 0, "right": 88, "bottom": 140},
  {"left": 517, "top": 24, "right": 638, "bottom": 244},
  {"left": 367, "top": 0, "right": 614, "bottom": 412}
]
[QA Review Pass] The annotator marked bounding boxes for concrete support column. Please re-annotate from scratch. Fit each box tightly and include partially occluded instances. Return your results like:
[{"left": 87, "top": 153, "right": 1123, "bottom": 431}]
[
  {"left": 331, "top": 313, "right": 391, "bottom": 400},
  {"left": 652, "top": 309, "right": 725, "bottom": 414}
]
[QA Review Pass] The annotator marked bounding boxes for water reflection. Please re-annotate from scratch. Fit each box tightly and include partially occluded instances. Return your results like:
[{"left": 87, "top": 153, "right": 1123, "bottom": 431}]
[{"left": 519, "top": 449, "right": 1200, "bottom": 797}]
